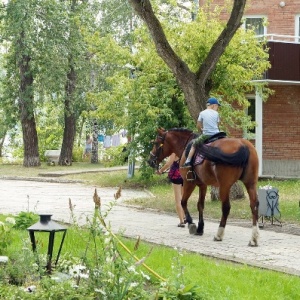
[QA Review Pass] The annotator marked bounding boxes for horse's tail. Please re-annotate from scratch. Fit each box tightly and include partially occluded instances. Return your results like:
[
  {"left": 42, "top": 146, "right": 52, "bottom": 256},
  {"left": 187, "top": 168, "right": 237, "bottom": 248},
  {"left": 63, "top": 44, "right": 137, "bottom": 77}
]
[{"left": 198, "top": 144, "right": 250, "bottom": 167}]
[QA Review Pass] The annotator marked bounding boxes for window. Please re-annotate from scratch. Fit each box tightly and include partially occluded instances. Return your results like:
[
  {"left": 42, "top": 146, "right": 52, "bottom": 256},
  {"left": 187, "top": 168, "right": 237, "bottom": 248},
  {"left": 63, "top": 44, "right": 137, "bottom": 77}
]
[{"left": 243, "top": 16, "right": 266, "bottom": 36}]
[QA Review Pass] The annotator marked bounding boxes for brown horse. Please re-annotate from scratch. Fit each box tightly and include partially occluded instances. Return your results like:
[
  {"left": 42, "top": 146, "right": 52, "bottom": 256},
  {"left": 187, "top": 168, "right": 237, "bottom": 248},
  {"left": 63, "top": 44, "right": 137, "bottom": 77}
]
[{"left": 148, "top": 128, "right": 260, "bottom": 246}]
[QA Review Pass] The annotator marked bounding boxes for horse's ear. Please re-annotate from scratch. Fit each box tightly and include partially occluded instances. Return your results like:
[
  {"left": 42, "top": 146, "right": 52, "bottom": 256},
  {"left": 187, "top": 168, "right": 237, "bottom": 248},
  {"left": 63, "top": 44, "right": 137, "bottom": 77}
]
[{"left": 158, "top": 127, "right": 165, "bottom": 132}]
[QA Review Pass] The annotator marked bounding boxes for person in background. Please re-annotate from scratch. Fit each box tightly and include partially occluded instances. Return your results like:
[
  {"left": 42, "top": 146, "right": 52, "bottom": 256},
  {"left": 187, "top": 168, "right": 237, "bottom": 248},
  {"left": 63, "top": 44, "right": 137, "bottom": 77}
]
[
  {"left": 83, "top": 135, "right": 93, "bottom": 159},
  {"left": 182, "top": 97, "right": 221, "bottom": 167},
  {"left": 157, "top": 153, "right": 186, "bottom": 227}
]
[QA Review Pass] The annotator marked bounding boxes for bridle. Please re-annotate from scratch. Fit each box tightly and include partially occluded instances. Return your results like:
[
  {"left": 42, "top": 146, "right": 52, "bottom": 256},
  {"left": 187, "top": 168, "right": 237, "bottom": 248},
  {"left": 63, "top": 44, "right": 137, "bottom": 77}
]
[
  {"left": 149, "top": 131, "right": 168, "bottom": 169},
  {"left": 149, "top": 129, "right": 195, "bottom": 169}
]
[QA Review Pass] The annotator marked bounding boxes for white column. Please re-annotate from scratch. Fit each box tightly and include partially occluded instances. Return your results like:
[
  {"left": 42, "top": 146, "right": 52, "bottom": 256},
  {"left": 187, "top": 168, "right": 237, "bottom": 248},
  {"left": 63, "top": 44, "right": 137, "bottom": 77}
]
[{"left": 255, "top": 89, "right": 263, "bottom": 176}]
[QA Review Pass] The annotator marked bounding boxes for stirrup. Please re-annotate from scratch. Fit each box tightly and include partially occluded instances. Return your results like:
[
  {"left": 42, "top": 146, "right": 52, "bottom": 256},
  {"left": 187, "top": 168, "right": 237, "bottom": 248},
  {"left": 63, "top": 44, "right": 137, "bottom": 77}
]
[{"left": 186, "top": 170, "right": 196, "bottom": 181}]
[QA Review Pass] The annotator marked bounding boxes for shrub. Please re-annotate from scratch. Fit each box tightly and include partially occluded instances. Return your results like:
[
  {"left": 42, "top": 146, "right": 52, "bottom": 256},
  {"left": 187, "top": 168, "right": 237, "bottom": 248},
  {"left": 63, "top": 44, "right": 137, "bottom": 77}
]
[
  {"left": 101, "top": 144, "right": 129, "bottom": 167},
  {"left": 0, "top": 217, "right": 16, "bottom": 254},
  {"left": 13, "top": 212, "right": 39, "bottom": 230}
]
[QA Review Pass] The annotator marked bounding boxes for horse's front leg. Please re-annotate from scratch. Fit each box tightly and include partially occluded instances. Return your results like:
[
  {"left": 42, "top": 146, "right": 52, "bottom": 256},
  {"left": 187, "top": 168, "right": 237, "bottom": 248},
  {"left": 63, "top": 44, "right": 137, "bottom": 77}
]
[
  {"left": 246, "top": 184, "right": 259, "bottom": 247},
  {"left": 195, "top": 184, "right": 207, "bottom": 236},
  {"left": 214, "top": 187, "right": 231, "bottom": 241},
  {"left": 181, "top": 180, "right": 196, "bottom": 232}
]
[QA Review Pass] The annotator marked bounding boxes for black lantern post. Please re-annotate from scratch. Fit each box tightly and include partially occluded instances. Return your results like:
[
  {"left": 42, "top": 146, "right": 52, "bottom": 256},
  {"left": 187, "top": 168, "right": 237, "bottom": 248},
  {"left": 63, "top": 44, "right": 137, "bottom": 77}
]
[{"left": 27, "top": 214, "right": 67, "bottom": 274}]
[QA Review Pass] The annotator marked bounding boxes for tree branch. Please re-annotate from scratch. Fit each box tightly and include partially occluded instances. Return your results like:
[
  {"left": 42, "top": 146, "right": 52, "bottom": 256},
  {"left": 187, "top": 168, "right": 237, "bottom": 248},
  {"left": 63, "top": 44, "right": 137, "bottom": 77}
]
[
  {"left": 128, "top": 0, "right": 195, "bottom": 84},
  {"left": 196, "top": 0, "right": 246, "bottom": 84}
]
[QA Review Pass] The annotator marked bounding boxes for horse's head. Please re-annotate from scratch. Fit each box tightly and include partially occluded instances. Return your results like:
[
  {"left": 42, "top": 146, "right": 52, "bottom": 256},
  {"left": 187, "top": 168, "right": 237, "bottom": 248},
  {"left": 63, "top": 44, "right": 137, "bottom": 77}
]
[
  {"left": 148, "top": 128, "right": 169, "bottom": 169},
  {"left": 148, "top": 127, "right": 195, "bottom": 169}
]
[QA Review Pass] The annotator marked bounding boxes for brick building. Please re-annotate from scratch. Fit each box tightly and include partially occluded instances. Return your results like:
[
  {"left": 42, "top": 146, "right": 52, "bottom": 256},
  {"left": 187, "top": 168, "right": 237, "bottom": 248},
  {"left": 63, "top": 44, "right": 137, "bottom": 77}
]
[{"left": 201, "top": 0, "right": 300, "bottom": 177}]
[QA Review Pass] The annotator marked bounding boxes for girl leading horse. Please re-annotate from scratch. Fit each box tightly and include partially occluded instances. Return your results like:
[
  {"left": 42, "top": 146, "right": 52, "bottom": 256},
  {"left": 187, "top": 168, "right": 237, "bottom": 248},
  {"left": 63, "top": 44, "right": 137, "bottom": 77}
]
[{"left": 148, "top": 128, "right": 260, "bottom": 246}]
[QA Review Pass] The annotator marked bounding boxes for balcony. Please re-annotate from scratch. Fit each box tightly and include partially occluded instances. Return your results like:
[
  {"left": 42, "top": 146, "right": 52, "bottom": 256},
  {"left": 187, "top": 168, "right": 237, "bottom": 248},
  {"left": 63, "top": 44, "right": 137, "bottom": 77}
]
[{"left": 263, "top": 35, "right": 300, "bottom": 82}]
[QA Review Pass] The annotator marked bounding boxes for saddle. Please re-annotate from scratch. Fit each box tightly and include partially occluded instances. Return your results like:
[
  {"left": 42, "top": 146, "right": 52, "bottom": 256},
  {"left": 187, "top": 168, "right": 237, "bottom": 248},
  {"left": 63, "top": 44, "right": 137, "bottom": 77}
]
[
  {"left": 184, "top": 132, "right": 227, "bottom": 182},
  {"left": 185, "top": 131, "right": 227, "bottom": 168},
  {"left": 202, "top": 131, "right": 227, "bottom": 144}
]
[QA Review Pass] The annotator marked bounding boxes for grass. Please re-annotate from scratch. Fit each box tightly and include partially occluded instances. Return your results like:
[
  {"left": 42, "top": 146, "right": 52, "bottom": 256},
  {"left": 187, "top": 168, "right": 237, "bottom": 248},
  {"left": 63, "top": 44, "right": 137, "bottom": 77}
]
[
  {"left": 1, "top": 162, "right": 300, "bottom": 298},
  {"left": 2, "top": 213, "right": 300, "bottom": 299}
]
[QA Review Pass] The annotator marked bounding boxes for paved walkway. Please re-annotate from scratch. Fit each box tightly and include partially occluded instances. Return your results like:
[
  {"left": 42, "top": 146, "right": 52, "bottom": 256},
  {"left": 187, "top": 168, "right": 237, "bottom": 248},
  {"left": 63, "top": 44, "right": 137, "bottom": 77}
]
[{"left": 0, "top": 178, "right": 299, "bottom": 277}]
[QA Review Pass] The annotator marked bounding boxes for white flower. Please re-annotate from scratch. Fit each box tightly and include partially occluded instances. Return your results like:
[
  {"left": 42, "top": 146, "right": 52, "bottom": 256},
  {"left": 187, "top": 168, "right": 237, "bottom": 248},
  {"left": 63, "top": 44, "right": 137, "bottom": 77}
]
[
  {"left": 95, "top": 288, "right": 107, "bottom": 296},
  {"left": 128, "top": 265, "right": 136, "bottom": 273},
  {"left": 105, "top": 256, "right": 113, "bottom": 263},
  {"left": 104, "top": 237, "right": 111, "bottom": 245},
  {"left": 69, "top": 264, "right": 87, "bottom": 278},
  {"left": 130, "top": 282, "right": 139, "bottom": 288},
  {"left": 141, "top": 271, "right": 150, "bottom": 280},
  {"left": 5, "top": 217, "right": 15, "bottom": 224},
  {"left": 93, "top": 269, "right": 101, "bottom": 276},
  {"left": 79, "top": 273, "right": 89, "bottom": 279},
  {"left": 24, "top": 285, "right": 36, "bottom": 293}
]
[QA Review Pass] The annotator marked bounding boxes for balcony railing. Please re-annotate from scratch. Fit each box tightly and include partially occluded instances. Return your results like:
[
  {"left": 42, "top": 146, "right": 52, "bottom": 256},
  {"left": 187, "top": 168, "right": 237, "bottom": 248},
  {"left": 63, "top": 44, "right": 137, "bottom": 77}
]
[
  {"left": 260, "top": 36, "right": 300, "bottom": 81},
  {"left": 257, "top": 34, "right": 300, "bottom": 44}
]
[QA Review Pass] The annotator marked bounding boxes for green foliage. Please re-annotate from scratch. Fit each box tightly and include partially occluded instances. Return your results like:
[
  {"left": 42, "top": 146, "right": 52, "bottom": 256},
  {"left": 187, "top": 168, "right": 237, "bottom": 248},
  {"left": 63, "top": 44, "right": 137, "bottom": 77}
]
[
  {"left": 0, "top": 0, "right": 104, "bottom": 165},
  {"left": 0, "top": 250, "right": 37, "bottom": 287},
  {"left": 83, "top": 2, "right": 271, "bottom": 179},
  {"left": 101, "top": 144, "right": 128, "bottom": 167},
  {"left": 153, "top": 251, "right": 202, "bottom": 300},
  {"left": 137, "top": 3, "right": 270, "bottom": 132},
  {"left": 13, "top": 212, "right": 39, "bottom": 231},
  {"left": 0, "top": 217, "right": 15, "bottom": 254},
  {"left": 72, "top": 145, "right": 84, "bottom": 163}
]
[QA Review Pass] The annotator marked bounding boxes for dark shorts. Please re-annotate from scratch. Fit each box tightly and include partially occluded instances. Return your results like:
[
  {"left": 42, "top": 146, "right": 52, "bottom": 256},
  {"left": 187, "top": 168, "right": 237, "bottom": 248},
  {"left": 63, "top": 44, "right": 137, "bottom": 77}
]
[{"left": 170, "top": 178, "right": 183, "bottom": 185}]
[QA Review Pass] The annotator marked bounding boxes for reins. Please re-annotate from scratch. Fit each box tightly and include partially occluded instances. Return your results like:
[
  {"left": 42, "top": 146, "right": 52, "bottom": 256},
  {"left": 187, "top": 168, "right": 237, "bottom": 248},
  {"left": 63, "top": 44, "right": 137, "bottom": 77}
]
[
  {"left": 150, "top": 130, "right": 195, "bottom": 169},
  {"left": 150, "top": 131, "right": 167, "bottom": 169}
]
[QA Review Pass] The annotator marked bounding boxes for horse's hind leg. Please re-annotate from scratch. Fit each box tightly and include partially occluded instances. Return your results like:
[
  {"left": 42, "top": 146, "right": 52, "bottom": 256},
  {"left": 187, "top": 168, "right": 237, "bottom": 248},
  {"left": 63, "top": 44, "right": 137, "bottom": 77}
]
[
  {"left": 245, "top": 183, "right": 259, "bottom": 246},
  {"left": 214, "top": 186, "right": 231, "bottom": 241},
  {"left": 195, "top": 184, "right": 207, "bottom": 236}
]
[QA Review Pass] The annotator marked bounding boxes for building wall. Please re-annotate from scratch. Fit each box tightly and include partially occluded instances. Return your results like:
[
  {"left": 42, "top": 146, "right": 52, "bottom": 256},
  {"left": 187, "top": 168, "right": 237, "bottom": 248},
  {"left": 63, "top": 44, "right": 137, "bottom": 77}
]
[
  {"left": 263, "top": 85, "right": 300, "bottom": 160},
  {"left": 245, "top": 0, "right": 300, "bottom": 36},
  {"left": 200, "top": 0, "right": 300, "bottom": 177},
  {"left": 202, "top": 0, "right": 300, "bottom": 37}
]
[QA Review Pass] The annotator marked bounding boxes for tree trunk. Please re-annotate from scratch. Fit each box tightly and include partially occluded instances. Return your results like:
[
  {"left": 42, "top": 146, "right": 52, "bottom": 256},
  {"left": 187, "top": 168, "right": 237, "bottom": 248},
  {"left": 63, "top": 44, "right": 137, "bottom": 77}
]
[
  {"left": 210, "top": 182, "right": 245, "bottom": 201},
  {"left": 91, "top": 121, "right": 98, "bottom": 163},
  {"left": 18, "top": 44, "right": 40, "bottom": 167},
  {"left": 59, "top": 63, "right": 77, "bottom": 166},
  {"left": 0, "top": 130, "right": 7, "bottom": 157}
]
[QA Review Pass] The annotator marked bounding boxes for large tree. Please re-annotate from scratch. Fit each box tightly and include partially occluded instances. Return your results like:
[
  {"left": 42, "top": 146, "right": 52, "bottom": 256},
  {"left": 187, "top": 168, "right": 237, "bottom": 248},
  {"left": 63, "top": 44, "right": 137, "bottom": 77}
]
[
  {"left": 128, "top": 0, "right": 247, "bottom": 121},
  {"left": 2, "top": 0, "right": 67, "bottom": 166},
  {"left": 58, "top": 0, "right": 101, "bottom": 165}
]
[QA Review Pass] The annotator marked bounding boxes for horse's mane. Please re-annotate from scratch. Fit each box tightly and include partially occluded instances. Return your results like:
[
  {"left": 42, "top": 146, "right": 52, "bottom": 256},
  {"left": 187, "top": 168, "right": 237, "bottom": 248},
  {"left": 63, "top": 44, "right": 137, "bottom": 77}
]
[{"left": 169, "top": 127, "right": 194, "bottom": 134}]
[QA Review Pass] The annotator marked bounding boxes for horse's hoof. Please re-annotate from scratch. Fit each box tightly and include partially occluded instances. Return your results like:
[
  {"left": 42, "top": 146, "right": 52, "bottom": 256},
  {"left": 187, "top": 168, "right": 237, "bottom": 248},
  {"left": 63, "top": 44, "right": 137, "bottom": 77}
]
[
  {"left": 188, "top": 223, "right": 197, "bottom": 235},
  {"left": 248, "top": 241, "right": 258, "bottom": 247},
  {"left": 194, "top": 231, "right": 203, "bottom": 236},
  {"left": 213, "top": 236, "right": 222, "bottom": 241}
]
